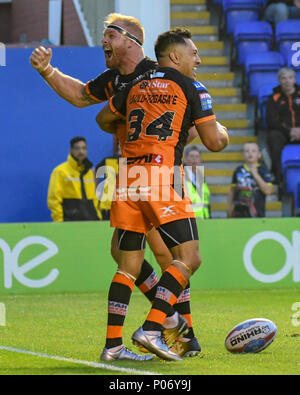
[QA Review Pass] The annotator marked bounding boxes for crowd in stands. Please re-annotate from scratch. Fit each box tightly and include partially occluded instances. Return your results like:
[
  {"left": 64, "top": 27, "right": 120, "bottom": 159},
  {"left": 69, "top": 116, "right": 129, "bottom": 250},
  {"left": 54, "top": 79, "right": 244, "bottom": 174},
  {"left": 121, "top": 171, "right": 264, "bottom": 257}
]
[{"left": 215, "top": 0, "right": 300, "bottom": 216}]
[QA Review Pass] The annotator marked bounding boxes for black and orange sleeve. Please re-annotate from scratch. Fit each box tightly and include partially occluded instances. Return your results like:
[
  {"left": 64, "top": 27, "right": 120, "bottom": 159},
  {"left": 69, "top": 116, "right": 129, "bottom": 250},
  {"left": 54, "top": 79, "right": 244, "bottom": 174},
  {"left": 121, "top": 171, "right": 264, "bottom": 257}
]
[
  {"left": 85, "top": 69, "right": 114, "bottom": 102},
  {"left": 190, "top": 81, "right": 216, "bottom": 125}
]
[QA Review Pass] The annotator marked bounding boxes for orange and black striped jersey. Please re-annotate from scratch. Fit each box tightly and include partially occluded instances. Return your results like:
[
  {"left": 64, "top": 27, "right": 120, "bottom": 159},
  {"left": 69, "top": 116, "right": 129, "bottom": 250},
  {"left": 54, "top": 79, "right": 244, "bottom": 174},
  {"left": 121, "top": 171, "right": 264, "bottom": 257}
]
[
  {"left": 85, "top": 57, "right": 157, "bottom": 102},
  {"left": 84, "top": 57, "right": 157, "bottom": 151},
  {"left": 109, "top": 67, "right": 216, "bottom": 168}
]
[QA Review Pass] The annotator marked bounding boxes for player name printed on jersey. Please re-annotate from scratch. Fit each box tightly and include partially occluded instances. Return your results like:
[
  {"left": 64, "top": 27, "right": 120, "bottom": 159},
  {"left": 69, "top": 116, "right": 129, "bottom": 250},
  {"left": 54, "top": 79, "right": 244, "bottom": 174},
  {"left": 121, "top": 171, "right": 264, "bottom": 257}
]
[{"left": 129, "top": 93, "right": 178, "bottom": 105}]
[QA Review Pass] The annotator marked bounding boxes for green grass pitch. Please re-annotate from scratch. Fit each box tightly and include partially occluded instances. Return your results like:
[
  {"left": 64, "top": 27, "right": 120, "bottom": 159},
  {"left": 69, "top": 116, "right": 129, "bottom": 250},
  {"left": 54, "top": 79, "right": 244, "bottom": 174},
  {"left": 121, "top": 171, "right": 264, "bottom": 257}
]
[{"left": 0, "top": 288, "right": 299, "bottom": 375}]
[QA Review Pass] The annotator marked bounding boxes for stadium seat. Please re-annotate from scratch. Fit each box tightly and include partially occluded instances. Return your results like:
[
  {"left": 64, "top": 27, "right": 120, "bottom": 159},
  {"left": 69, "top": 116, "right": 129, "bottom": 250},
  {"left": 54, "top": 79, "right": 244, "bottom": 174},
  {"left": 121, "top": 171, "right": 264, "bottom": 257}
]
[
  {"left": 245, "top": 51, "right": 284, "bottom": 97},
  {"left": 276, "top": 21, "right": 300, "bottom": 44},
  {"left": 275, "top": 21, "right": 300, "bottom": 63},
  {"left": 234, "top": 21, "right": 273, "bottom": 65},
  {"left": 286, "top": 49, "right": 300, "bottom": 85},
  {"left": 222, "top": 0, "right": 261, "bottom": 34},
  {"left": 281, "top": 145, "right": 300, "bottom": 216},
  {"left": 257, "top": 82, "right": 278, "bottom": 128}
]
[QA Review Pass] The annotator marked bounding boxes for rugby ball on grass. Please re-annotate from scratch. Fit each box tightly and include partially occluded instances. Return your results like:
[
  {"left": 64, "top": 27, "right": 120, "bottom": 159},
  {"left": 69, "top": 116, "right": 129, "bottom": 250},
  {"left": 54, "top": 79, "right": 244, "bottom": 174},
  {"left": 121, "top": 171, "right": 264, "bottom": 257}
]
[{"left": 225, "top": 318, "right": 277, "bottom": 353}]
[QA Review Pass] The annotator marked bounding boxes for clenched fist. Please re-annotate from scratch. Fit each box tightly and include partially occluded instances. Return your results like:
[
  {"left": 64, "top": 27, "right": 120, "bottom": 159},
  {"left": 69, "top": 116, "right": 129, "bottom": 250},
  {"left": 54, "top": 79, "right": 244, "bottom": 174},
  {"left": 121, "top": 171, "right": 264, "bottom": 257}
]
[
  {"left": 30, "top": 46, "right": 52, "bottom": 73},
  {"left": 216, "top": 121, "right": 228, "bottom": 135}
]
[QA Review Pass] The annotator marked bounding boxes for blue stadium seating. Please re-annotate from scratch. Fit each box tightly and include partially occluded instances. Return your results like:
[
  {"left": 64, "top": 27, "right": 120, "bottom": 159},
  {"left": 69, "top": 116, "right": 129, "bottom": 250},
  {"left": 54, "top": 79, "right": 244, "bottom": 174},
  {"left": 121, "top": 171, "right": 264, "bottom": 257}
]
[
  {"left": 276, "top": 21, "right": 300, "bottom": 43},
  {"left": 234, "top": 21, "right": 273, "bottom": 65},
  {"left": 245, "top": 51, "right": 284, "bottom": 96},
  {"left": 222, "top": 0, "right": 261, "bottom": 34},
  {"left": 275, "top": 21, "right": 300, "bottom": 64},
  {"left": 281, "top": 145, "right": 300, "bottom": 216},
  {"left": 257, "top": 82, "right": 278, "bottom": 128},
  {"left": 286, "top": 46, "right": 300, "bottom": 84}
]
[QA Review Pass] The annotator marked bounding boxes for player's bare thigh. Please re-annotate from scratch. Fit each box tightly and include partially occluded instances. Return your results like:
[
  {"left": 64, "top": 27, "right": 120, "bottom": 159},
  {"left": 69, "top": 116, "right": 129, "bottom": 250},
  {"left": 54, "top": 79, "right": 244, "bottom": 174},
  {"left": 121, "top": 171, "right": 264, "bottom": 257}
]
[
  {"left": 111, "top": 228, "right": 120, "bottom": 263},
  {"left": 111, "top": 226, "right": 172, "bottom": 272},
  {"left": 146, "top": 227, "right": 173, "bottom": 273}
]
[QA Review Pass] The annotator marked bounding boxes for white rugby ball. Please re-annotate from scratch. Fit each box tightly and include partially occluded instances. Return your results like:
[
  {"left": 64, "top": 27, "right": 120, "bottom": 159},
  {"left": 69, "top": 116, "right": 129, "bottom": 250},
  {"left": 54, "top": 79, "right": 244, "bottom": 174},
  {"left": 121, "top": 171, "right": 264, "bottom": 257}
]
[{"left": 225, "top": 318, "right": 277, "bottom": 353}]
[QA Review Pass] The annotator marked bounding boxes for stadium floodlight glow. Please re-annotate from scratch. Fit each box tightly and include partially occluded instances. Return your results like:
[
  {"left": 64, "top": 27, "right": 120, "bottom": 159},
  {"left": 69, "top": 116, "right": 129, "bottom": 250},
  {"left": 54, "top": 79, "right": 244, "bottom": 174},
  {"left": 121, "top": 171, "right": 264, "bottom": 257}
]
[
  {"left": 291, "top": 42, "right": 300, "bottom": 67},
  {"left": 0, "top": 42, "right": 6, "bottom": 67}
]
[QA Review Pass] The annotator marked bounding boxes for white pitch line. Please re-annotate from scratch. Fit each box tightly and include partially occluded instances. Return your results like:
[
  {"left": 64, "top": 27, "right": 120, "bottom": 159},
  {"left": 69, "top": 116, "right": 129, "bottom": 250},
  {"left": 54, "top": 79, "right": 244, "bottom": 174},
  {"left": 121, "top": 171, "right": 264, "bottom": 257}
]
[{"left": 0, "top": 346, "right": 161, "bottom": 376}]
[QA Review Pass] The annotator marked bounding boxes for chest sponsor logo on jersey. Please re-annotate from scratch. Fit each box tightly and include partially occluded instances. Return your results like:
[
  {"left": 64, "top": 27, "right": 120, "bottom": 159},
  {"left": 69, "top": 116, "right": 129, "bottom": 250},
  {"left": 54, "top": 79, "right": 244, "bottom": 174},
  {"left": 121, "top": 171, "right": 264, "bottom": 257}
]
[
  {"left": 125, "top": 154, "right": 164, "bottom": 165},
  {"left": 139, "top": 77, "right": 169, "bottom": 90}
]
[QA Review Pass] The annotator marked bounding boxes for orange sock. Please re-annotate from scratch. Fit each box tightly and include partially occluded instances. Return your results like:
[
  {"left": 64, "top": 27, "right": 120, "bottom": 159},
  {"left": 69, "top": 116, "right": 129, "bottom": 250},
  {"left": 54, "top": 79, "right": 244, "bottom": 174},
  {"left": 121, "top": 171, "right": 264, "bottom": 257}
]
[{"left": 143, "top": 264, "right": 188, "bottom": 332}]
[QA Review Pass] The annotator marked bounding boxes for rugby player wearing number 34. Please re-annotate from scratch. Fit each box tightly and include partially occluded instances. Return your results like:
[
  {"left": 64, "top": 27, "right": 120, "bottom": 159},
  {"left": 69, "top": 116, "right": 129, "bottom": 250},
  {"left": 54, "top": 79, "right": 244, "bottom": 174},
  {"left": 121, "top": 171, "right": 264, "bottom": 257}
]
[{"left": 97, "top": 28, "right": 229, "bottom": 361}]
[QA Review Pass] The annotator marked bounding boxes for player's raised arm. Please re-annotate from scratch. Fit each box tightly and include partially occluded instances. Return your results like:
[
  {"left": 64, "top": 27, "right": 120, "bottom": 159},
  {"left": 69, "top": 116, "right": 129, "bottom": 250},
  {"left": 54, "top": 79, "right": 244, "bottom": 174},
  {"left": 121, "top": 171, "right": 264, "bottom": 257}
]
[
  {"left": 30, "top": 46, "right": 98, "bottom": 108},
  {"left": 195, "top": 119, "right": 229, "bottom": 152}
]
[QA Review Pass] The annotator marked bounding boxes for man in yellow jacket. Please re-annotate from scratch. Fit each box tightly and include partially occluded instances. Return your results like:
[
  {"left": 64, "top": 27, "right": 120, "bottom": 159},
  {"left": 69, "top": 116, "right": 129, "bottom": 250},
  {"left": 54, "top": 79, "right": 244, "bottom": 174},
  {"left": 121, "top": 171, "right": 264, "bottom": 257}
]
[
  {"left": 48, "top": 137, "right": 102, "bottom": 222},
  {"left": 184, "top": 146, "right": 211, "bottom": 219}
]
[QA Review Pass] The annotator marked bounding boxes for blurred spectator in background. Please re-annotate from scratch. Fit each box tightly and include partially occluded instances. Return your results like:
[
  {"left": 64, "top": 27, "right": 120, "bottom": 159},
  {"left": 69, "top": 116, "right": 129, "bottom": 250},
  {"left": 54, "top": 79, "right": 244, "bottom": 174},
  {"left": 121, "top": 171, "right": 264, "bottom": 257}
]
[
  {"left": 184, "top": 146, "right": 211, "bottom": 219},
  {"left": 227, "top": 142, "right": 273, "bottom": 218},
  {"left": 264, "top": 0, "right": 300, "bottom": 24},
  {"left": 266, "top": 67, "right": 300, "bottom": 185},
  {"left": 95, "top": 138, "right": 121, "bottom": 220},
  {"left": 48, "top": 137, "right": 102, "bottom": 222}
]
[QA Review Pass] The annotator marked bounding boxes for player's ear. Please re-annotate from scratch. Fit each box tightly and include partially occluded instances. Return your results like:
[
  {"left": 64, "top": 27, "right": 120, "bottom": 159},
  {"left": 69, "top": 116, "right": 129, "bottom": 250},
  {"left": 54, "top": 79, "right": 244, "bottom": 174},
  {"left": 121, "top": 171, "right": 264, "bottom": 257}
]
[{"left": 169, "top": 49, "right": 180, "bottom": 65}]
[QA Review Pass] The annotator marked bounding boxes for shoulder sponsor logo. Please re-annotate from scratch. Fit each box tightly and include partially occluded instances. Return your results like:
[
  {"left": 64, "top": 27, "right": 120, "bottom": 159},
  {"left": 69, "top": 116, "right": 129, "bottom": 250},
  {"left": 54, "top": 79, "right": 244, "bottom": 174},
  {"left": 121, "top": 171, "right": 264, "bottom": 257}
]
[
  {"left": 150, "top": 72, "right": 165, "bottom": 79},
  {"left": 200, "top": 93, "right": 213, "bottom": 111},
  {"left": 200, "top": 93, "right": 210, "bottom": 100},
  {"left": 193, "top": 81, "right": 207, "bottom": 91}
]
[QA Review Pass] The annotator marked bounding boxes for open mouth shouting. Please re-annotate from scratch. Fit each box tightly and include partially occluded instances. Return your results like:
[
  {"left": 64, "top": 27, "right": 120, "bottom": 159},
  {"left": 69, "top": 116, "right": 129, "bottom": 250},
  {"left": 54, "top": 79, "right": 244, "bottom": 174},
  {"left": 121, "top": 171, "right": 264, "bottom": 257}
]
[{"left": 103, "top": 47, "right": 113, "bottom": 60}]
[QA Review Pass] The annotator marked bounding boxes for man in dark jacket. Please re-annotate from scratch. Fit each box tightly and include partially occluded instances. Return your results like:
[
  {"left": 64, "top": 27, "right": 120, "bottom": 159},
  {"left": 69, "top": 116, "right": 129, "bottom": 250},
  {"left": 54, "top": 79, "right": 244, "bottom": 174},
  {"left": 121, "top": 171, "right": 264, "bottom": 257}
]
[{"left": 266, "top": 67, "right": 300, "bottom": 184}]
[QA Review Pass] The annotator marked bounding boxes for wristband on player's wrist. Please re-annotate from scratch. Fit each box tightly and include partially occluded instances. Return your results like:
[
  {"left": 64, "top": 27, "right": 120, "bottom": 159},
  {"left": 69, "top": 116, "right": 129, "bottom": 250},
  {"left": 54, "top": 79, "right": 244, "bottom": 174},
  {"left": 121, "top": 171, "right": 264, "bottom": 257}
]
[{"left": 40, "top": 64, "right": 56, "bottom": 79}]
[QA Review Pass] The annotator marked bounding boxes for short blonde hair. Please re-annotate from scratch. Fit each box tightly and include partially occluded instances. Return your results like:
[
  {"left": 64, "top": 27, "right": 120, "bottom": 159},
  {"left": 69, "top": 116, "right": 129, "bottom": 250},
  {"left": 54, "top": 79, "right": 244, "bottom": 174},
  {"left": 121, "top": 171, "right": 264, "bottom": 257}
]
[
  {"left": 278, "top": 67, "right": 296, "bottom": 81},
  {"left": 104, "top": 13, "right": 145, "bottom": 45}
]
